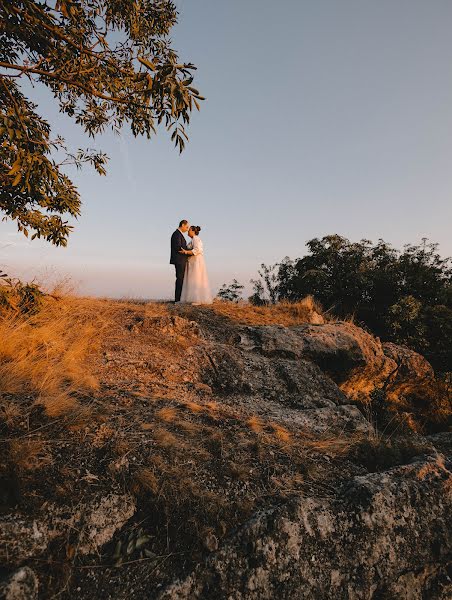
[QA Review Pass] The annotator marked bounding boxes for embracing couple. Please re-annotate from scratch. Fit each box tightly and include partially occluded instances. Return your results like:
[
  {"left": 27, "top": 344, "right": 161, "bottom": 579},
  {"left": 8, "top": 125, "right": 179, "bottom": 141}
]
[{"left": 170, "top": 220, "right": 213, "bottom": 304}]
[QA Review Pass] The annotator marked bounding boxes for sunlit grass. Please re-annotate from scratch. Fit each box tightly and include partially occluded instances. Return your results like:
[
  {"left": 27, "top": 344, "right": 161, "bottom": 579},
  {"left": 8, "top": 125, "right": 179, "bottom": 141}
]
[
  {"left": 211, "top": 296, "right": 325, "bottom": 326},
  {"left": 0, "top": 295, "right": 110, "bottom": 415}
]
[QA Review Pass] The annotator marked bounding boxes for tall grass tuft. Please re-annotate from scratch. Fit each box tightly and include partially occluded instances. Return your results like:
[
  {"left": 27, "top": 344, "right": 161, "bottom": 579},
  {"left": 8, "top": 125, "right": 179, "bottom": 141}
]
[
  {"left": 0, "top": 296, "right": 109, "bottom": 416},
  {"left": 212, "top": 295, "right": 325, "bottom": 326}
]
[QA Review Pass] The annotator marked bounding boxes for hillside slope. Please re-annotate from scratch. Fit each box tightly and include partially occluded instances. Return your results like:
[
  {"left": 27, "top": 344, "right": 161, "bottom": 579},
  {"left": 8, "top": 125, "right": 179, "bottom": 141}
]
[{"left": 0, "top": 299, "right": 451, "bottom": 599}]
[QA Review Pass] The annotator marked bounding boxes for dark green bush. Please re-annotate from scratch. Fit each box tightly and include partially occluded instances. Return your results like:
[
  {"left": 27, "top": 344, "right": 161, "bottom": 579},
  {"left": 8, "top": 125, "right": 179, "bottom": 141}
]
[
  {"left": 0, "top": 271, "right": 44, "bottom": 315},
  {"left": 250, "top": 236, "right": 452, "bottom": 373}
]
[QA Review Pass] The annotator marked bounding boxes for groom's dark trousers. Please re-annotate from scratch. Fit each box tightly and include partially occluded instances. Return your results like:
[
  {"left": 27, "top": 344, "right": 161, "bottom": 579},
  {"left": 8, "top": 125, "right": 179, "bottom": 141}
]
[{"left": 170, "top": 229, "right": 188, "bottom": 302}]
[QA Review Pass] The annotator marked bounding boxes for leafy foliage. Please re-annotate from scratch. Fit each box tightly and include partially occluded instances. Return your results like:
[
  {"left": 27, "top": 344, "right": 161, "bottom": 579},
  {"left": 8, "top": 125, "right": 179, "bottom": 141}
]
[
  {"left": 217, "top": 279, "right": 244, "bottom": 303},
  {"left": 0, "top": 0, "right": 204, "bottom": 245},
  {"left": 0, "top": 269, "right": 44, "bottom": 314},
  {"left": 111, "top": 526, "right": 154, "bottom": 567},
  {"left": 251, "top": 235, "right": 452, "bottom": 373},
  {"left": 249, "top": 263, "right": 280, "bottom": 305}
]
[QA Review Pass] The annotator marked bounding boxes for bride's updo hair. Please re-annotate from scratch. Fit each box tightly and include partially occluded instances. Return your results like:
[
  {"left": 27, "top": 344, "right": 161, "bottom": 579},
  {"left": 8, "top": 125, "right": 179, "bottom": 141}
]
[{"left": 190, "top": 225, "right": 201, "bottom": 235}]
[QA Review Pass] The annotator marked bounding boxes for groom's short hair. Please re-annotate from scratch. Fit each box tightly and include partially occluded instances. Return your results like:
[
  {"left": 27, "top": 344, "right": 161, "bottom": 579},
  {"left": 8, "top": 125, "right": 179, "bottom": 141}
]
[{"left": 179, "top": 219, "right": 188, "bottom": 227}]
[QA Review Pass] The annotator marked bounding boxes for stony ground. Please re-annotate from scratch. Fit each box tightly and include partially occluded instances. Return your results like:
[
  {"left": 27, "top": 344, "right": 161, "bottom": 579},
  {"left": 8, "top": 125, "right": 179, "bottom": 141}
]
[{"left": 0, "top": 299, "right": 450, "bottom": 599}]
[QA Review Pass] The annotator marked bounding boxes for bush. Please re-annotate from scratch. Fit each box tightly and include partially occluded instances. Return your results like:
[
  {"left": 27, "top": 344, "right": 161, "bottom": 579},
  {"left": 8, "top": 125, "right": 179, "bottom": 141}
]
[
  {"left": 217, "top": 279, "right": 244, "bottom": 302},
  {"left": 0, "top": 271, "right": 44, "bottom": 315},
  {"left": 250, "top": 236, "right": 452, "bottom": 373}
]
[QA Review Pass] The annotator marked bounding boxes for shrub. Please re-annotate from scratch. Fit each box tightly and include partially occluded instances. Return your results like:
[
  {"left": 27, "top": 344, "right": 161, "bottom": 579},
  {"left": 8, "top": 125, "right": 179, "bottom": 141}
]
[
  {"left": 0, "top": 271, "right": 44, "bottom": 315},
  {"left": 217, "top": 279, "right": 244, "bottom": 302},
  {"left": 250, "top": 236, "right": 452, "bottom": 373}
]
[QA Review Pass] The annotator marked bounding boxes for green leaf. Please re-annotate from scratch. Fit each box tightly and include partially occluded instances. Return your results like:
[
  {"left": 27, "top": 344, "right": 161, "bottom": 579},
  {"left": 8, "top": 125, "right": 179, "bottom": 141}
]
[{"left": 135, "top": 535, "right": 151, "bottom": 550}]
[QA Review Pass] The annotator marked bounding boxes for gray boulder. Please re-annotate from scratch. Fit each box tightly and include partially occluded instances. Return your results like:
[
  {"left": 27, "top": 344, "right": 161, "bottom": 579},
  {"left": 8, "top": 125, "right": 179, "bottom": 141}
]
[
  {"left": 158, "top": 456, "right": 452, "bottom": 600},
  {"left": 0, "top": 493, "right": 136, "bottom": 565}
]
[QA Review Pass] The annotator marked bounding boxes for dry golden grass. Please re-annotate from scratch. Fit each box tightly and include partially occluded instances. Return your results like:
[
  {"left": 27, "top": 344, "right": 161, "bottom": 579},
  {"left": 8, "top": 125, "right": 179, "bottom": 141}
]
[
  {"left": 140, "top": 422, "right": 154, "bottom": 430},
  {"left": 0, "top": 295, "right": 111, "bottom": 416},
  {"left": 143, "top": 301, "right": 173, "bottom": 317},
  {"left": 270, "top": 422, "right": 292, "bottom": 443},
  {"left": 156, "top": 406, "right": 178, "bottom": 422},
  {"left": 304, "top": 433, "right": 360, "bottom": 456},
  {"left": 153, "top": 426, "right": 180, "bottom": 449},
  {"left": 131, "top": 468, "right": 160, "bottom": 495},
  {"left": 247, "top": 415, "right": 264, "bottom": 433},
  {"left": 182, "top": 399, "right": 205, "bottom": 413},
  {"left": 212, "top": 296, "right": 324, "bottom": 326},
  {"left": 8, "top": 438, "right": 52, "bottom": 471}
]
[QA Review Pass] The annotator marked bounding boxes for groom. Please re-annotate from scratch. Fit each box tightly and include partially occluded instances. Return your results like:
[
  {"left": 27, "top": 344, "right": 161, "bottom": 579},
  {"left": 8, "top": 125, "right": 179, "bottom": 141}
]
[{"left": 170, "top": 219, "right": 189, "bottom": 302}]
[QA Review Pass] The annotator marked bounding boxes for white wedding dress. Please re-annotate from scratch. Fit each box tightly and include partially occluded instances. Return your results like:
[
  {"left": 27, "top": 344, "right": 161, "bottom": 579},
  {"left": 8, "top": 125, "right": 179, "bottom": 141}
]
[{"left": 180, "top": 236, "right": 213, "bottom": 304}]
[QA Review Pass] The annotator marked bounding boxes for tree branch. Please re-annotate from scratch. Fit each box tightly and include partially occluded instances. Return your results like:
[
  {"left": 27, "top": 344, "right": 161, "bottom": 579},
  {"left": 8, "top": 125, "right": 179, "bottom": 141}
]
[
  {"left": 0, "top": 61, "right": 140, "bottom": 104},
  {"left": 7, "top": 4, "right": 139, "bottom": 78}
]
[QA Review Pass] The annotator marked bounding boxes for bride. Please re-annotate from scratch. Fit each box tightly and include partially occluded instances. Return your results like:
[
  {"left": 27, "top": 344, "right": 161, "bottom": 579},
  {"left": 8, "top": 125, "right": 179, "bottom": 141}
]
[{"left": 179, "top": 225, "right": 213, "bottom": 304}]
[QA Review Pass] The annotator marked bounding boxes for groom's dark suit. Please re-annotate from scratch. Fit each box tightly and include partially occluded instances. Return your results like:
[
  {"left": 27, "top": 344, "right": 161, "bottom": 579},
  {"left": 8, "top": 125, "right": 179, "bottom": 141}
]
[{"left": 170, "top": 229, "right": 188, "bottom": 301}]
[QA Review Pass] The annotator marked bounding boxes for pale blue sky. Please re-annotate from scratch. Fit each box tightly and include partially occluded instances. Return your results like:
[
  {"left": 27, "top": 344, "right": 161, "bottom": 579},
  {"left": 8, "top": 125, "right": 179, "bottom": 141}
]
[{"left": 2, "top": 0, "right": 452, "bottom": 298}]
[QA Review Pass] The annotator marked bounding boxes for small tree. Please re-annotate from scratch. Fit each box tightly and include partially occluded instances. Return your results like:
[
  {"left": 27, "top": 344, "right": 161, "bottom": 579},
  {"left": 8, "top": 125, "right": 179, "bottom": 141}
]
[
  {"left": 0, "top": 0, "right": 204, "bottom": 245},
  {"left": 0, "top": 269, "right": 44, "bottom": 313},
  {"left": 249, "top": 263, "right": 280, "bottom": 305},
  {"left": 217, "top": 279, "right": 244, "bottom": 303},
  {"left": 265, "top": 234, "right": 452, "bottom": 372}
]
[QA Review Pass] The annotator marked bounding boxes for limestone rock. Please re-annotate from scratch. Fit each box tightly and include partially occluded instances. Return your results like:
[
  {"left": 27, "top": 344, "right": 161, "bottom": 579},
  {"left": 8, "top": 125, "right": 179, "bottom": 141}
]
[
  {"left": 240, "top": 326, "right": 305, "bottom": 359},
  {"left": 382, "top": 341, "right": 436, "bottom": 406},
  {"left": 0, "top": 567, "right": 38, "bottom": 600},
  {"left": 0, "top": 493, "right": 136, "bottom": 565},
  {"left": 383, "top": 342, "right": 435, "bottom": 381},
  {"left": 428, "top": 432, "right": 452, "bottom": 458},
  {"left": 71, "top": 493, "right": 136, "bottom": 555},
  {"left": 201, "top": 343, "right": 247, "bottom": 392},
  {"left": 272, "top": 359, "right": 348, "bottom": 407},
  {"left": 130, "top": 314, "right": 200, "bottom": 338},
  {"left": 384, "top": 563, "right": 452, "bottom": 600},
  {"left": 292, "top": 322, "right": 397, "bottom": 396},
  {"left": 0, "top": 517, "right": 49, "bottom": 565},
  {"left": 158, "top": 456, "right": 452, "bottom": 600},
  {"left": 239, "top": 322, "right": 399, "bottom": 401},
  {"left": 198, "top": 321, "right": 443, "bottom": 416},
  {"left": 286, "top": 404, "right": 373, "bottom": 436}
]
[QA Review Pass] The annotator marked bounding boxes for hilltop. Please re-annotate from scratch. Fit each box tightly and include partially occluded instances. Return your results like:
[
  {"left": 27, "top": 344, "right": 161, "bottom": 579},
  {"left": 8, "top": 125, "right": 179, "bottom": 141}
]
[{"left": 0, "top": 296, "right": 451, "bottom": 599}]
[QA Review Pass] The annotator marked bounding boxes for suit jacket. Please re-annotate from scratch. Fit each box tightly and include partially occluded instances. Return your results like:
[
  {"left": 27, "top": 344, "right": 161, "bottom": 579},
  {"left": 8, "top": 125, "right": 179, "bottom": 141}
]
[{"left": 170, "top": 229, "right": 188, "bottom": 265}]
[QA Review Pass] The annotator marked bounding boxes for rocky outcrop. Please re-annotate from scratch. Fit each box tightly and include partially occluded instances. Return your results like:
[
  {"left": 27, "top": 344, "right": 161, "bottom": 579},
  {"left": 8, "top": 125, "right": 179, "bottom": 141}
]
[
  {"left": 2, "top": 304, "right": 449, "bottom": 600},
  {"left": 285, "top": 404, "right": 373, "bottom": 435},
  {"left": 427, "top": 432, "right": 452, "bottom": 458},
  {"left": 382, "top": 341, "right": 436, "bottom": 400},
  {"left": 159, "top": 456, "right": 452, "bottom": 600},
  {"left": 199, "top": 320, "right": 437, "bottom": 425},
  {"left": 239, "top": 322, "right": 394, "bottom": 381},
  {"left": 129, "top": 314, "right": 201, "bottom": 338},
  {"left": 292, "top": 322, "right": 398, "bottom": 397},
  {"left": 0, "top": 493, "right": 136, "bottom": 565},
  {"left": 202, "top": 320, "right": 441, "bottom": 412},
  {"left": 382, "top": 342, "right": 434, "bottom": 380},
  {"left": 184, "top": 314, "right": 451, "bottom": 461}
]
